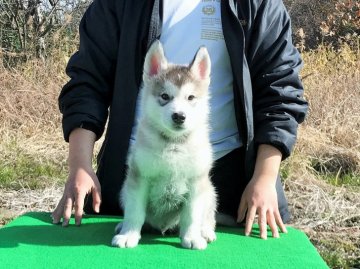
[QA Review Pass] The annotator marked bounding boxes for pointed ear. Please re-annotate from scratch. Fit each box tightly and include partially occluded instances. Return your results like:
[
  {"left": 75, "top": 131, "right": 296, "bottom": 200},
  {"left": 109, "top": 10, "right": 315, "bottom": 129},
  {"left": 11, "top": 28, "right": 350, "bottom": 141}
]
[
  {"left": 144, "top": 40, "right": 168, "bottom": 78},
  {"left": 190, "top": 46, "right": 211, "bottom": 81}
]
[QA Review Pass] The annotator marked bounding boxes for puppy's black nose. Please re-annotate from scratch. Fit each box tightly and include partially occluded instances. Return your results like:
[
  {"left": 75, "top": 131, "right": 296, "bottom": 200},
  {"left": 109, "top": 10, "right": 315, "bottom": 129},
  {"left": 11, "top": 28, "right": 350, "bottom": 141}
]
[{"left": 172, "top": 112, "right": 186, "bottom": 124}]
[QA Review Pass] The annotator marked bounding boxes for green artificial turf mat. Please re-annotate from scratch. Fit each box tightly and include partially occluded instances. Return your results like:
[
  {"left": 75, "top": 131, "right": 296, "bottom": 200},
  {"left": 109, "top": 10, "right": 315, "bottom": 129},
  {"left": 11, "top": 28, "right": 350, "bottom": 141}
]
[{"left": 0, "top": 212, "right": 328, "bottom": 269}]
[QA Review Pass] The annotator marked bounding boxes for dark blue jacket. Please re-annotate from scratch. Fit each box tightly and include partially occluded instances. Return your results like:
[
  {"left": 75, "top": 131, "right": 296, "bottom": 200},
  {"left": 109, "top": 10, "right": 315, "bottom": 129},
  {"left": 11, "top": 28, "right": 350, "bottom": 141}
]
[{"left": 59, "top": 0, "right": 308, "bottom": 214}]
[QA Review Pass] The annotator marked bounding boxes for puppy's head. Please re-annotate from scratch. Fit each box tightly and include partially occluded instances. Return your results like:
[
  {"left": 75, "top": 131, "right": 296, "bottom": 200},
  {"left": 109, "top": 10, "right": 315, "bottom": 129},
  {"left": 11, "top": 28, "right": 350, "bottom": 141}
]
[{"left": 141, "top": 41, "right": 211, "bottom": 139}]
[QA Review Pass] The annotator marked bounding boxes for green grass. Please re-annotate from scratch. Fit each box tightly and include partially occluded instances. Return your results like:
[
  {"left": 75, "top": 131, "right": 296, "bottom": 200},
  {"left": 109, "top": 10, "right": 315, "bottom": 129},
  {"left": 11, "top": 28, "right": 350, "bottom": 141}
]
[
  {"left": 286, "top": 155, "right": 360, "bottom": 188},
  {"left": 322, "top": 251, "right": 353, "bottom": 269},
  {"left": 311, "top": 158, "right": 360, "bottom": 188},
  {"left": 0, "top": 152, "right": 67, "bottom": 190},
  {"left": 313, "top": 237, "right": 360, "bottom": 269},
  {"left": 322, "top": 173, "right": 360, "bottom": 188}
]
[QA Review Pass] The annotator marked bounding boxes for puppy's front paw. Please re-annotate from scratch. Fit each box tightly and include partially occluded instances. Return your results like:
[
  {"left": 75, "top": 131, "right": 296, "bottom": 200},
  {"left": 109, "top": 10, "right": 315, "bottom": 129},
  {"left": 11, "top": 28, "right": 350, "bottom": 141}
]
[
  {"left": 202, "top": 228, "right": 216, "bottom": 243},
  {"left": 181, "top": 235, "right": 207, "bottom": 250},
  {"left": 114, "top": 222, "right": 123, "bottom": 234},
  {"left": 111, "top": 231, "right": 141, "bottom": 248}
]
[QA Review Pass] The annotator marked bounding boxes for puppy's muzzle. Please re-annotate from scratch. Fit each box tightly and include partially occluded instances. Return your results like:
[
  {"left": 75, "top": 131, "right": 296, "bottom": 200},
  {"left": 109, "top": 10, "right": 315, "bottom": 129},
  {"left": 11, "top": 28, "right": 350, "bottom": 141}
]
[{"left": 172, "top": 112, "right": 186, "bottom": 125}]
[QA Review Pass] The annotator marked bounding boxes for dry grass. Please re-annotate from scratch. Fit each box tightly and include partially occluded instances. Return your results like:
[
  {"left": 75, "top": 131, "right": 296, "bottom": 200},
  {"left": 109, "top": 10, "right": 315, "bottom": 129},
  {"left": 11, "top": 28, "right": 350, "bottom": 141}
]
[
  {"left": 0, "top": 43, "right": 359, "bottom": 268},
  {"left": 285, "top": 172, "right": 360, "bottom": 268},
  {"left": 284, "top": 43, "right": 360, "bottom": 268},
  {"left": 301, "top": 44, "right": 360, "bottom": 154},
  {"left": 0, "top": 186, "right": 63, "bottom": 226},
  {"left": 0, "top": 59, "right": 67, "bottom": 162}
]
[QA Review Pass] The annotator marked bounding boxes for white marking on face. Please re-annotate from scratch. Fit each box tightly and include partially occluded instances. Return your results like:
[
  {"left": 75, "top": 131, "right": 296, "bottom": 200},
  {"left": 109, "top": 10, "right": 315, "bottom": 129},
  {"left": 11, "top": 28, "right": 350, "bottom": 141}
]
[{"left": 148, "top": 81, "right": 208, "bottom": 136}]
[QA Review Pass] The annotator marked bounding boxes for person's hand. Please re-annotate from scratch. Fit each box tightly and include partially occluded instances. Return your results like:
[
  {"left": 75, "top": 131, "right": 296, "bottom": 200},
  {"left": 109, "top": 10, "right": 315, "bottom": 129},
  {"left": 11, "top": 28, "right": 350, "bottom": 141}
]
[
  {"left": 52, "top": 166, "right": 101, "bottom": 226},
  {"left": 52, "top": 127, "right": 99, "bottom": 226},
  {"left": 237, "top": 175, "right": 287, "bottom": 239}
]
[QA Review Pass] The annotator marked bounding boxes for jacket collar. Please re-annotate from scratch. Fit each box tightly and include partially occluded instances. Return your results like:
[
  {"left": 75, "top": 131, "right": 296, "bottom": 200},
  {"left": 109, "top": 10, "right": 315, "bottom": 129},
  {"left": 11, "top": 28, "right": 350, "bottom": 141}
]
[{"left": 147, "top": 0, "right": 163, "bottom": 48}]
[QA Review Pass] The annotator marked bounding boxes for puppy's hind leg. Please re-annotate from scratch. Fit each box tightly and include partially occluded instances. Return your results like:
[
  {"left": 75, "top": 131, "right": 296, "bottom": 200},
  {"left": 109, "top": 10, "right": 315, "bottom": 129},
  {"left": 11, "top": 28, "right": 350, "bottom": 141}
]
[{"left": 112, "top": 176, "right": 148, "bottom": 248}]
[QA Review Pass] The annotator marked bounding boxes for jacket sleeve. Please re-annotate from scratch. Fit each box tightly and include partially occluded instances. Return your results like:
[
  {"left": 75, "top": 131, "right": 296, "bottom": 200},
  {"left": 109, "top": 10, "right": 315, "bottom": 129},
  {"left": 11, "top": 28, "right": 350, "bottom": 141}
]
[
  {"left": 58, "top": 0, "right": 120, "bottom": 141},
  {"left": 247, "top": 0, "right": 308, "bottom": 159}
]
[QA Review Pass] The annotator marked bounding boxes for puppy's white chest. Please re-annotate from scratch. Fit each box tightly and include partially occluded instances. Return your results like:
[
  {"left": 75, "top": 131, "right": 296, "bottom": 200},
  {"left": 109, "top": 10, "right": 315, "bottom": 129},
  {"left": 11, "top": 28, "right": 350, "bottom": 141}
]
[
  {"left": 134, "top": 144, "right": 194, "bottom": 178},
  {"left": 148, "top": 178, "right": 189, "bottom": 214}
]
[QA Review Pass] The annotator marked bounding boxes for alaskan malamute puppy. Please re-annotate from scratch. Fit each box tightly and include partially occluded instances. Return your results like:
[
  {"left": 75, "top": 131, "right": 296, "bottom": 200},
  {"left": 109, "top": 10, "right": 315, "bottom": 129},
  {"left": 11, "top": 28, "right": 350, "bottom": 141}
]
[{"left": 111, "top": 41, "right": 217, "bottom": 250}]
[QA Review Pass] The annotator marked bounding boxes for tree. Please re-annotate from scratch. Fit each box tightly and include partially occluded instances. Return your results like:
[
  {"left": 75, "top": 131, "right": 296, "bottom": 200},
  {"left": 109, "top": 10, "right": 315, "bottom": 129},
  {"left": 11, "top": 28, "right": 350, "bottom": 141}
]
[{"left": 0, "top": 0, "right": 92, "bottom": 63}]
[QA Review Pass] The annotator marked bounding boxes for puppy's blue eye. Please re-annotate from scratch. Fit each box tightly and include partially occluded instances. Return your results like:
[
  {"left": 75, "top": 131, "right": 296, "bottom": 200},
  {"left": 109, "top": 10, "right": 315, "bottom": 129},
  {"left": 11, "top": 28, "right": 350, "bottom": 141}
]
[
  {"left": 161, "top": 93, "right": 170, "bottom": 101},
  {"left": 188, "top": 95, "right": 195, "bottom": 101}
]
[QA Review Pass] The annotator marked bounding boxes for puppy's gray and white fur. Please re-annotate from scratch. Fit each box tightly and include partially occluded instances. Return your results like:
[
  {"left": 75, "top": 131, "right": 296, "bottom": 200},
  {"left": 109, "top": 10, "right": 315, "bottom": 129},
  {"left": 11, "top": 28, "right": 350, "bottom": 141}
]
[{"left": 111, "top": 41, "right": 217, "bottom": 250}]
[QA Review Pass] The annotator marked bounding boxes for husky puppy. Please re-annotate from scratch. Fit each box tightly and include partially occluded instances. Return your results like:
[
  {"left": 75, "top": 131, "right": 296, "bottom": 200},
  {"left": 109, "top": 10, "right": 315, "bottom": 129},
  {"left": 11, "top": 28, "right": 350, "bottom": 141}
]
[{"left": 111, "top": 41, "right": 217, "bottom": 250}]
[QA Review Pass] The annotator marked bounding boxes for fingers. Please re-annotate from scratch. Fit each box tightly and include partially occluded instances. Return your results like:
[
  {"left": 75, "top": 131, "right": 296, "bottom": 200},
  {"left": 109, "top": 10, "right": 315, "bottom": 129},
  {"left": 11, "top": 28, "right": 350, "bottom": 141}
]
[
  {"left": 244, "top": 206, "right": 256, "bottom": 236},
  {"left": 74, "top": 192, "right": 85, "bottom": 226},
  {"left": 92, "top": 184, "right": 102, "bottom": 213},
  {"left": 51, "top": 196, "right": 65, "bottom": 224},
  {"left": 52, "top": 168, "right": 100, "bottom": 226},
  {"left": 244, "top": 207, "right": 287, "bottom": 239},
  {"left": 237, "top": 197, "right": 247, "bottom": 223},
  {"left": 274, "top": 210, "right": 287, "bottom": 234},
  {"left": 62, "top": 196, "right": 74, "bottom": 227},
  {"left": 259, "top": 209, "right": 268, "bottom": 239},
  {"left": 267, "top": 210, "right": 279, "bottom": 238},
  {"left": 52, "top": 190, "right": 88, "bottom": 227}
]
